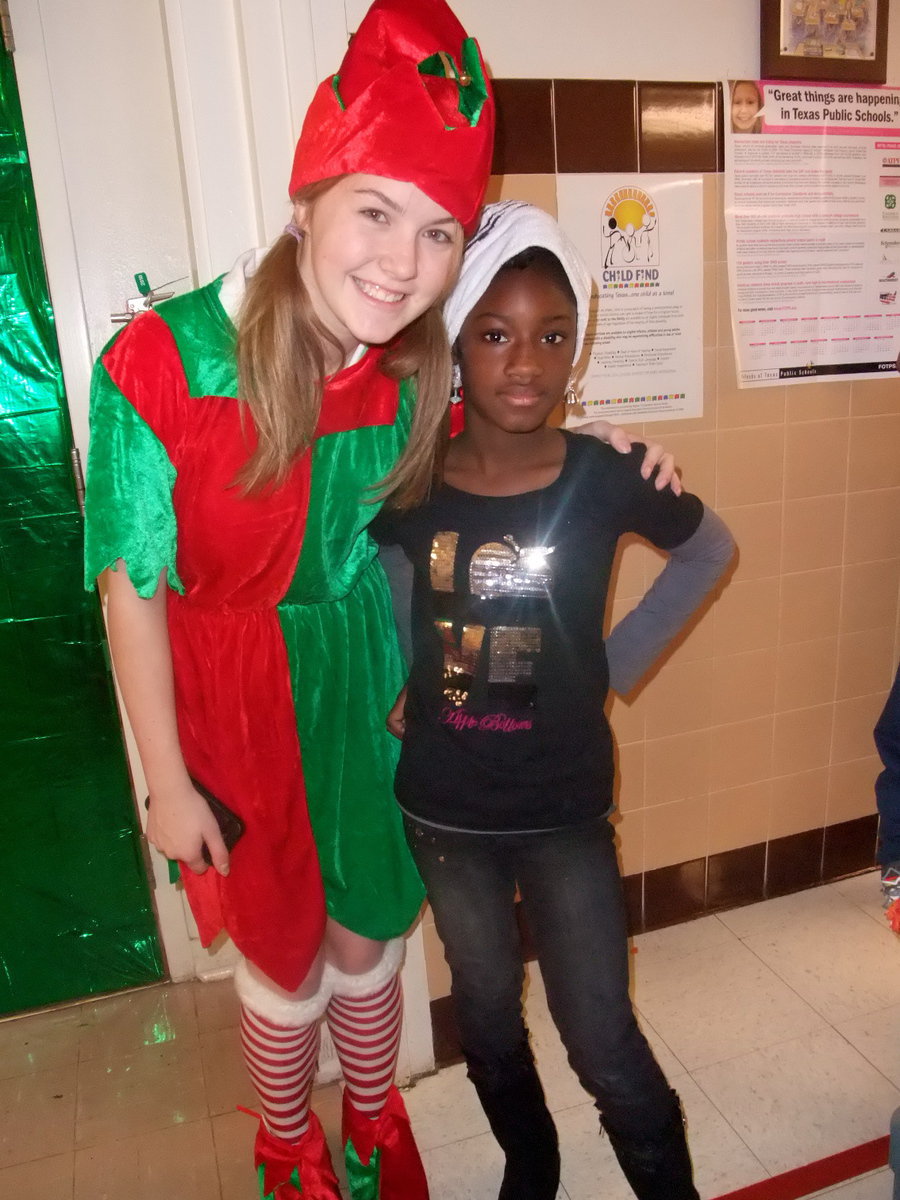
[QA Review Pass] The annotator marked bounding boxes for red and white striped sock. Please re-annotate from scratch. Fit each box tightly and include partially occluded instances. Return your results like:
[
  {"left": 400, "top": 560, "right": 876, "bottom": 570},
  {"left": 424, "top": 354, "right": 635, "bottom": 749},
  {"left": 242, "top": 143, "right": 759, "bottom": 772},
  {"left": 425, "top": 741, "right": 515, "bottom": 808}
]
[
  {"left": 326, "top": 970, "right": 403, "bottom": 1117},
  {"left": 239, "top": 1004, "right": 321, "bottom": 1142}
]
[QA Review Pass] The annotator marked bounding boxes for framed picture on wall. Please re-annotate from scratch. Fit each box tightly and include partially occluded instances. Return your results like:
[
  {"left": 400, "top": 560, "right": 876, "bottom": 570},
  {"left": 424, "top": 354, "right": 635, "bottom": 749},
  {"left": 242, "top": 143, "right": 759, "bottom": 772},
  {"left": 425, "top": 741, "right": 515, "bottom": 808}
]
[{"left": 761, "top": 0, "right": 890, "bottom": 82}]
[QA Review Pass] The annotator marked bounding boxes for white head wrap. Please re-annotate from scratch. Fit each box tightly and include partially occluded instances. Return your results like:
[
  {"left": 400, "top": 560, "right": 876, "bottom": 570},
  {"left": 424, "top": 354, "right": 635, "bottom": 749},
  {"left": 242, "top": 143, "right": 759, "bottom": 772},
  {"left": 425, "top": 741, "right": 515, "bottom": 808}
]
[{"left": 444, "top": 200, "right": 593, "bottom": 361}]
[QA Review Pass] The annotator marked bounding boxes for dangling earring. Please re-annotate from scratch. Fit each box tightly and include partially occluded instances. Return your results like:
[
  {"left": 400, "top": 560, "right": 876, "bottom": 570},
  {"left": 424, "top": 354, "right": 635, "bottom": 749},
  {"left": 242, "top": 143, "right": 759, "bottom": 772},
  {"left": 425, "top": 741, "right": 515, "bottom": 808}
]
[
  {"left": 450, "top": 362, "right": 463, "bottom": 404},
  {"left": 564, "top": 375, "right": 584, "bottom": 415}
]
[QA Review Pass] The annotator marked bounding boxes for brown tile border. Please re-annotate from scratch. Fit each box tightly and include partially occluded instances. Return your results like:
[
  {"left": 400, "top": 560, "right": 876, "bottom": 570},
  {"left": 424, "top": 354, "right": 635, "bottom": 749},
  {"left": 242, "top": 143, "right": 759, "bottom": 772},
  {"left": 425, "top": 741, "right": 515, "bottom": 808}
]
[
  {"left": 430, "top": 993, "right": 464, "bottom": 1068},
  {"left": 492, "top": 76, "right": 728, "bottom": 177},
  {"left": 822, "top": 813, "right": 879, "bottom": 882},
  {"left": 622, "top": 871, "right": 644, "bottom": 936},
  {"left": 637, "top": 81, "right": 719, "bottom": 174},
  {"left": 706, "top": 842, "right": 767, "bottom": 911},
  {"left": 766, "top": 827, "right": 825, "bottom": 898},
  {"left": 644, "top": 857, "right": 707, "bottom": 931},
  {"left": 491, "top": 79, "right": 555, "bottom": 176},
  {"left": 553, "top": 79, "right": 638, "bottom": 174}
]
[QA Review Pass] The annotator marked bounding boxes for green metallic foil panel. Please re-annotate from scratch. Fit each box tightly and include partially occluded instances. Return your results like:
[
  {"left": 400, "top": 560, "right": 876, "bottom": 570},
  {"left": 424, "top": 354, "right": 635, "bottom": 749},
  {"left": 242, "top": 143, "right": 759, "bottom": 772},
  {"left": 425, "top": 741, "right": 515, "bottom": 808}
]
[{"left": 0, "top": 44, "right": 163, "bottom": 1013}]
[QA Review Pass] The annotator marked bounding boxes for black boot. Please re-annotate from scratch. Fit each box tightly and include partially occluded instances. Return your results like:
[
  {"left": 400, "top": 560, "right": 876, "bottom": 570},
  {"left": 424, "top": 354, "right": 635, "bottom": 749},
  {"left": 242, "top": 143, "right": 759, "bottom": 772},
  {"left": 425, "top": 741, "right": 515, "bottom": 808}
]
[
  {"left": 602, "top": 1091, "right": 699, "bottom": 1200},
  {"left": 468, "top": 1044, "right": 560, "bottom": 1200}
]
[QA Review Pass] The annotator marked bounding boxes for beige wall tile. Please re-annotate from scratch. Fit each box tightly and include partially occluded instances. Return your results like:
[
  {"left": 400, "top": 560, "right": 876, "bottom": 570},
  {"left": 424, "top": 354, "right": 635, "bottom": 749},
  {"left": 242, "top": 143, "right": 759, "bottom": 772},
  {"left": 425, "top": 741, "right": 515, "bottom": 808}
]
[
  {"left": 708, "top": 715, "right": 774, "bottom": 791},
  {"left": 782, "top": 494, "right": 846, "bottom": 572},
  {"left": 848, "top": 413, "right": 900, "bottom": 492},
  {"left": 644, "top": 657, "right": 715, "bottom": 738},
  {"left": 484, "top": 173, "right": 558, "bottom": 215},
  {"left": 704, "top": 261, "right": 718, "bottom": 349},
  {"left": 787, "top": 380, "right": 851, "bottom": 422},
  {"left": 840, "top": 560, "right": 900, "bottom": 634},
  {"left": 779, "top": 568, "right": 842, "bottom": 645},
  {"left": 775, "top": 637, "right": 838, "bottom": 711},
  {"left": 716, "top": 174, "right": 728, "bottom": 265},
  {"left": 652, "top": 347, "right": 718, "bottom": 436},
  {"left": 836, "top": 626, "right": 898, "bottom": 700},
  {"left": 422, "top": 921, "right": 451, "bottom": 1001},
  {"left": 850, "top": 374, "right": 900, "bottom": 416},
  {"left": 826, "top": 756, "right": 880, "bottom": 824},
  {"left": 711, "top": 647, "right": 777, "bottom": 725},
  {"left": 648, "top": 431, "right": 716, "bottom": 501},
  {"left": 831, "top": 692, "right": 890, "bottom": 764},
  {"left": 608, "top": 690, "right": 647, "bottom": 745},
  {"left": 643, "top": 543, "right": 668, "bottom": 589},
  {"left": 611, "top": 536, "right": 653, "bottom": 601},
  {"left": 708, "top": 780, "right": 772, "bottom": 855},
  {"left": 772, "top": 703, "right": 834, "bottom": 776},
  {"left": 644, "top": 729, "right": 711, "bottom": 806},
  {"left": 713, "top": 576, "right": 780, "bottom": 653},
  {"left": 717, "top": 265, "right": 734, "bottom": 349},
  {"left": 702, "top": 173, "right": 719, "bottom": 264},
  {"left": 615, "top": 742, "right": 645, "bottom": 813},
  {"left": 844, "top": 488, "right": 900, "bottom": 563},
  {"left": 716, "top": 426, "right": 785, "bottom": 507},
  {"left": 770, "top": 767, "right": 828, "bottom": 838},
  {"left": 643, "top": 796, "right": 709, "bottom": 871},
  {"left": 717, "top": 349, "right": 785, "bottom": 429},
  {"left": 611, "top": 807, "right": 645, "bottom": 876},
  {"left": 784, "top": 420, "right": 850, "bottom": 500},
  {"left": 719, "top": 502, "right": 783, "bottom": 583}
]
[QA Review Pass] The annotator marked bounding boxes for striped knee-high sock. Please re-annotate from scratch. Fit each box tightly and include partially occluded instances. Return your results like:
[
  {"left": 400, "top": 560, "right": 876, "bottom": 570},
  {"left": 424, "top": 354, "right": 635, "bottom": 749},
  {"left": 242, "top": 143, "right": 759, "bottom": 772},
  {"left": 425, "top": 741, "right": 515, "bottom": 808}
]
[
  {"left": 326, "top": 971, "right": 403, "bottom": 1117},
  {"left": 240, "top": 1004, "right": 322, "bottom": 1142}
]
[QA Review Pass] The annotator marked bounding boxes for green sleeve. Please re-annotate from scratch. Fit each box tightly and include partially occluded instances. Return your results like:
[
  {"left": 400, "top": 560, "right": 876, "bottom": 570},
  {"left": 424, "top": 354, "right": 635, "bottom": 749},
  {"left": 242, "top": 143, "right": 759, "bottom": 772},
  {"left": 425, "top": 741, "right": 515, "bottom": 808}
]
[{"left": 83, "top": 359, "right": 184, "bottom": 598}]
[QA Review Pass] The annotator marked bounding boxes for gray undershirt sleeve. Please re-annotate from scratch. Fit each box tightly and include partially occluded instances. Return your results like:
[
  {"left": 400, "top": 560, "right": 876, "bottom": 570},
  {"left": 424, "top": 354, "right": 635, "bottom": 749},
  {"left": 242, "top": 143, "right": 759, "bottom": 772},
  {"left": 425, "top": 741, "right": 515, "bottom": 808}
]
[
  {"left": 605, "top": 506, "right": 736, "bottom": 696},
  {"left": 378, "top": 542, "right": 414, "bottom": 668}
]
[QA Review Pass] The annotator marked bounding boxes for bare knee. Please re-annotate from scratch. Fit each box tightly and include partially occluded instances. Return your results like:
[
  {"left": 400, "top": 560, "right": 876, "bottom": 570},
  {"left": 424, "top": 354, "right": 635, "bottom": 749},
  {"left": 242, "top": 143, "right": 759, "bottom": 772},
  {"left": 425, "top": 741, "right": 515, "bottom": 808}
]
[{"left": 324, "top": 919, "right": 388, "bottom": 975}]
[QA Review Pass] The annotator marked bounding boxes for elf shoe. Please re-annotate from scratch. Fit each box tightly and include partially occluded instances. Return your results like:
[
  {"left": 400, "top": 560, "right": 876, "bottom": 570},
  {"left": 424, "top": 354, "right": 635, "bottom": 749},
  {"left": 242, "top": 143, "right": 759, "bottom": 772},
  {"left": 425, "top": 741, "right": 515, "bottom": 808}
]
[
  {"left": 341, "top": 1084, "right": 429, "bottom": 1200},
  {"left": 249, "top": 1111, "right": 341, "bottom": 1200}
]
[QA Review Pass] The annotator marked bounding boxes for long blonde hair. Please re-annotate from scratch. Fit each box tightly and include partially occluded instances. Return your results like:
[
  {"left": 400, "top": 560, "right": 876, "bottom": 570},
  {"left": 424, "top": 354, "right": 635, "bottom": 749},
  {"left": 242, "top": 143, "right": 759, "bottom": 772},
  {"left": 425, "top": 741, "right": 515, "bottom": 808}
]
[{"left": 235, "top": 178, "right": 460, "bottom": 508}]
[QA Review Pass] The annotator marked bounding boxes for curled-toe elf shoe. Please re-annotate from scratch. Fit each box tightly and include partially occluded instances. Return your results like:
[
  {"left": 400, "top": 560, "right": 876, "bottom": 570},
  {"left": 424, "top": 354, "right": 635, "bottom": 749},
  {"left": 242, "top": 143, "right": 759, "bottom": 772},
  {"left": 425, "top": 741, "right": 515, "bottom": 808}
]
[
  {"left": 342, "top": 1085, "right": 429, "bottom": 1200},
  {"left": 247, "top": 1110, "right": 341, "bottom": 1200}
]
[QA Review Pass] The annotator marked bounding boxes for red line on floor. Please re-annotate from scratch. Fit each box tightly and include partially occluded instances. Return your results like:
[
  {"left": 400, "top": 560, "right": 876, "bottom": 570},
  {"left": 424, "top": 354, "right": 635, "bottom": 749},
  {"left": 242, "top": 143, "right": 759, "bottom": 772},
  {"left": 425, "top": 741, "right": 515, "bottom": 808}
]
[{"left": 713, "top": 1135, "right": 889, "bottom": 1200}]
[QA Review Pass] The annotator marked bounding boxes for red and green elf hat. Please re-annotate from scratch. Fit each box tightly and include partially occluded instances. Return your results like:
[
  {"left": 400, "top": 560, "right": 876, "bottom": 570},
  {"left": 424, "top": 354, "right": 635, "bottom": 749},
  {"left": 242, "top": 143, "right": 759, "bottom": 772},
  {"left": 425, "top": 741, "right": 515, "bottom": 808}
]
[{"left": 288, "top": 0, "right": 494, "bottom": 234}]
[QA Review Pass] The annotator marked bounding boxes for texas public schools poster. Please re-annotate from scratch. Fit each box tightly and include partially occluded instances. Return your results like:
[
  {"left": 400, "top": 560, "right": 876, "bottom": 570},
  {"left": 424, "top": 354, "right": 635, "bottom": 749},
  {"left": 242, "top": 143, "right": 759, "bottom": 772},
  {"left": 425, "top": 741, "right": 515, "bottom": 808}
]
[{"left": 726, "top": 79, "right": 900, "bottom": 387}]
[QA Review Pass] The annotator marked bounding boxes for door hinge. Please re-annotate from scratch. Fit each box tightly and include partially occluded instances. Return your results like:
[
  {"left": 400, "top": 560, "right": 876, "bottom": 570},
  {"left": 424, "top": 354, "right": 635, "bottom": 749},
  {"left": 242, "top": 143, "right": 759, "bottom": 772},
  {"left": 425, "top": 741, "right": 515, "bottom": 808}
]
[
  {"left": 1, "top": 2, "right": 14, "bottom": 54},
  {"left": 71, "top": 446, "right": 85, "bottom": 515}
]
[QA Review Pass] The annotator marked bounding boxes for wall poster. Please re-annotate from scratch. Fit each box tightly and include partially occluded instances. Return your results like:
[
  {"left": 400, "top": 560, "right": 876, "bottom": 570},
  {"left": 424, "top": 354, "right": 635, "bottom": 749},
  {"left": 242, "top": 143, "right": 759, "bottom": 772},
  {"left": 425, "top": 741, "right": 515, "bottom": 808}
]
[
  {"left": 557, "top": 174, "right": 704, "bottom": 424},
  {"left": 726, "top": 78, "right": 900, "bottom": 387}
]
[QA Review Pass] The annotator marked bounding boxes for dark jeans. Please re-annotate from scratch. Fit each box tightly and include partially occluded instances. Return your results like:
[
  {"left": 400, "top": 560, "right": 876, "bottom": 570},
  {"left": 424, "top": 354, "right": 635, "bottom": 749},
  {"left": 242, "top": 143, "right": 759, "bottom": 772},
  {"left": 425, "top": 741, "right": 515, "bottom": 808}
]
[
  {"left": 405, "top": 815, "right": 675, "bottom": 1140},
  {"left": 876, "top": 664, "right": 900, "bottom": 867}
]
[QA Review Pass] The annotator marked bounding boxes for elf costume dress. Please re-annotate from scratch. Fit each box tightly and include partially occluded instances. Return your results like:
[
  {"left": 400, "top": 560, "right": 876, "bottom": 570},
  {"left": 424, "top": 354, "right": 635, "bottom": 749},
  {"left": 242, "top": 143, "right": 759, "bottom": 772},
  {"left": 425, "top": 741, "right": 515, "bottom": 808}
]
[
  {"left": 83, "top": 1, "right": 494, "bottom": 1195},
  {"left": 83, "top": 252, "right": 425, "bottom": 992}
]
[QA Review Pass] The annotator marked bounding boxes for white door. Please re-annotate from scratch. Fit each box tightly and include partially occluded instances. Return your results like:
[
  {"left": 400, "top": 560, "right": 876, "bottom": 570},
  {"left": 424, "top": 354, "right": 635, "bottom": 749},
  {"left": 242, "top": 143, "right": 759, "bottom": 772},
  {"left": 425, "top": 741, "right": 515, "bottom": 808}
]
[{"left": 9, "top": 0, "right": 433, "bottom": 1080}]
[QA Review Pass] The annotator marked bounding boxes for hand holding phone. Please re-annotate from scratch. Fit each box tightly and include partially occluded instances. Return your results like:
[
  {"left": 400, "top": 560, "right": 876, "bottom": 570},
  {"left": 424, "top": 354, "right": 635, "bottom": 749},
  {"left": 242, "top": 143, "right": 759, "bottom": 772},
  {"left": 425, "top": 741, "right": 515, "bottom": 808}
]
[{"left": 144, "top": 778, "right": 245, "bottom": 873}]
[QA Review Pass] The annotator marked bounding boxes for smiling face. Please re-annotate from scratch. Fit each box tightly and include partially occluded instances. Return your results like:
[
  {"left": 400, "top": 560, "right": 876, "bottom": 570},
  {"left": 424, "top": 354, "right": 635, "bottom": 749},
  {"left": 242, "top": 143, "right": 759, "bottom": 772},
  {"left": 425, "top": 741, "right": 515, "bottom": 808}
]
[
  {"left": 293, "top": 173, "right": 462, "bottom": 365},
  {"left": 456, "top": 259, "right": 577, "bottom": 439},
  {"left": 731, "top": 81, "right": 762, "bottom": 132}
]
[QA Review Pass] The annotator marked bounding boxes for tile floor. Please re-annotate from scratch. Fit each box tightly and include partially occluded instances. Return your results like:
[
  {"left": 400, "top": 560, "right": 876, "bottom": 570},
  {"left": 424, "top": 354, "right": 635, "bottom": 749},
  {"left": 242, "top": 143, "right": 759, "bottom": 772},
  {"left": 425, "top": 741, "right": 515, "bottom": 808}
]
[{"left": 1, "top": 871, "right": 899, "bottom": 1199}]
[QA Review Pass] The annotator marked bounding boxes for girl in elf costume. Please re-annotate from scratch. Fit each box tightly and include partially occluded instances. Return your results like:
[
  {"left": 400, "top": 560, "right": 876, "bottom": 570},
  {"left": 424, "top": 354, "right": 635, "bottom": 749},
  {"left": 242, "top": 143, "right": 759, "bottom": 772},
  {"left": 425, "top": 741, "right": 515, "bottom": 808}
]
[{"left": 83, "top": 1, "right": 674, "bottom": 1196}]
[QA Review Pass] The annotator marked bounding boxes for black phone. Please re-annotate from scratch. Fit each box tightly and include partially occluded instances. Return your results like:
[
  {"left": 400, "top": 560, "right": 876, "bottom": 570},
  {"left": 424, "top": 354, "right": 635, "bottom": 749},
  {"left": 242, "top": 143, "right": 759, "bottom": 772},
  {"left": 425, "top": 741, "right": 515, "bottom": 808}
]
[{"left": 144, "top": 777, "right": 245, "bottom": 865}]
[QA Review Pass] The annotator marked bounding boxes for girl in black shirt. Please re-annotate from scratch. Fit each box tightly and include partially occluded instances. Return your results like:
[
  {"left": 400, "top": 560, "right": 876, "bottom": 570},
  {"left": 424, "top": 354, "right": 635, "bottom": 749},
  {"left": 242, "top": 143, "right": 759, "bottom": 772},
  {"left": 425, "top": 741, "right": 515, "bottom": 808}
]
[{"left": 373, "top": 202, "right": 734, "bottom": 1200}]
